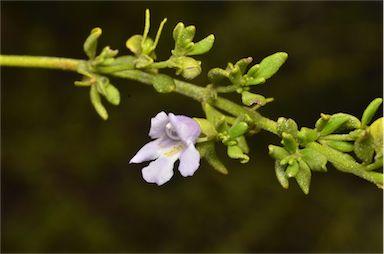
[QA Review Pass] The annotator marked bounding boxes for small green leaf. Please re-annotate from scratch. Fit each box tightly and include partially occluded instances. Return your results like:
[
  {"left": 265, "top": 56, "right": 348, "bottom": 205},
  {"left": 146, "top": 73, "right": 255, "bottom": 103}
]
[
  {"left": 208, "top": 68, "right": 228, "bottom": 82},
  {"left": 228, "top": 121, "right": 248, "bottom": 139},
  {"left": 95, "top": 76, "right": 109, "bottom": 95},
  {"left": 245, "top": 77, "right": 266, "bottom": 86},
  {"left": 246, "top": 64, "right": 260, "bottom": 77},
  {"left": 90, "top": 85, "right": 108, "bottom": 120},
  {"left": 295, "top": 159, "right": 311, "bottom": 194},
  {"left": 83, "top": 27, "right": 102, "bottom": 59},
  {"left": 320, "top": 114, "right": 350, "bottom": 136},
  {"left": 225, "top": 64, "right": 241, "bottom": 85},
  {"left": 331, "top": 113, "right": 361, "bottom": 131},
  {"left": 268, "top": 145, "right": 290, "bottom": 160},
  {"left": 320, "top": 140, "right": 354, "bottom": 153},
  {"left": 275, "top": 161, "right": 289, "bottom": 189},
  {"left": 187, "top": 34, "right": 215, "bottom": 55},
  {"left": 135, "top": 54, "right": 154, "bottom": 68},
  {"left": 281, "top": 132, "right": 298, "bottom": 153},
  {"left": 153, "top": 74, "right": 176, "bottom": 93},
  {"left": 250, "top": 52, "right": 288, "bottom": 81},
  {"left": 300, "top": 147, "right": 327, "bottom": 172},
  {"left": 362, "top": 98, "right": 383, "bottom": 127},
  {"left": 92, "top": 46, "right": 119, "bottom": 66},
  {"left": 241, "top": 91, "right": 267, "bottom": 107},
  {"left": 315, "top": 113, "right": 331, "bottom": 131},
  {"left": 193, "top": 118, "right": 218, "bottom": 139},
  {"left": 126, "top": 34, "right": 143, "bottom": 55},
  {"left": 227, "top": 145, "right": 249, "bottom": 163},
  {"left": 197, "top": 142, "right": 228, "bottom": 174},
  {"left": 235, "top": 57, "right": 253, "bottom": 74},
  {"left": 104, "top": 84, "right": 120, "bottom": 105},
  {"left": 369, "top": 117, "right": 383, "bottom": 159},
  {"left": 297, "top": 127, "right": 319, "bottom": 145},
  {"left": 237, "top": 136, "right": 249, "bottom": 154},
  {"left": 277, "top": 117, "right": 298, "bottom": 136},
  {"left": 74, "top": 79, "right": 93, "bottom": 87},
  {"left": 286, "top": 160, "right": 300, "bottom": 178},
  {"left": 173, "top": 22, "right": 185, "bottom": 41},
  {"left": 202, "top": 103, "right": 225, "bottom": 129},
  {"left": 104, "top": 56, "right": 136, "bottom": 72},
  {"left": 180, "top": 25, "right": 196, "bottom": 44},
  {"left": 354, "top": 130, "right": 375, "bottom": 163}
]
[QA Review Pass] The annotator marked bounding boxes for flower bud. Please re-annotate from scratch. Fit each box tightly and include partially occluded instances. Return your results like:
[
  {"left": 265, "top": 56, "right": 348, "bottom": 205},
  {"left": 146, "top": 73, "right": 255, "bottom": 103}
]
[{"left": 171, "top": 56, "right": 201, "bottom": 79}]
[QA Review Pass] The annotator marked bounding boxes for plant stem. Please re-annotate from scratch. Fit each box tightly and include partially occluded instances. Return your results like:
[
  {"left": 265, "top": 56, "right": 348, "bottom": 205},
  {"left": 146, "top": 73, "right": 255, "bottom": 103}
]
[
  {"left": 1, "top": 54, "right": 381, "bottom": 187},
  {"left": 0, "top": 55, "right": 81, "bottom": 71},
  {"left": 307, "top": 142, "right": 383, "bottom": 187},
  {"left": 0, "top": 55, "right": 280, "bottom": 134},
  {"left": 216, "top": 85, "right": 239, "bottom": 93}
]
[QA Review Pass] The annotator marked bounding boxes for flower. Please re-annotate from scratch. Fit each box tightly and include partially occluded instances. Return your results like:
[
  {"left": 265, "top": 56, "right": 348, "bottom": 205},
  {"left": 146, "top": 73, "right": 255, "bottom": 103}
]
[{"left": 129, "top": 111, "right": 201, "bottom": 185}]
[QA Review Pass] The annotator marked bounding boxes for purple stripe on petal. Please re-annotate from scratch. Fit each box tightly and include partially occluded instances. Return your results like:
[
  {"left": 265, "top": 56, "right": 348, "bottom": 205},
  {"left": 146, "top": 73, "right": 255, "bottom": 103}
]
[
  {"left": 129, "top": 139, "right": 161, "bottom": 164},
  {"left": 149, "top": 111, "right": 169, "bottom": 139},
  {"left": 168, "top": 113, "right": 201, "bottom": 145},
  {"left": 178, "top": 144, "right": 200, "bottom": 177},
  {"left": 142, "top": 155, "right": 178, "bottom": 185}
]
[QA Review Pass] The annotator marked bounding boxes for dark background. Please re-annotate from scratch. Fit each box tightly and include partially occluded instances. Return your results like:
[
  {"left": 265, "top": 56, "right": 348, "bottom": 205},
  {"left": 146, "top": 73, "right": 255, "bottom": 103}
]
[{"left": 1, "top": 1, "right": 383, "bottom": 253}]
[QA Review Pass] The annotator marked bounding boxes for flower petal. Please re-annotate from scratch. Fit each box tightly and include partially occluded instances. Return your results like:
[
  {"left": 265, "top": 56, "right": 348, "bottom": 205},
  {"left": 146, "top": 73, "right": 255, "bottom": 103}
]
[
  {"left": 129, "top": 139, "right": 161, "bottom": 163},
  {"left": 149, "top": 111, "right": 169, "bottom": 139},
  {"left": 168, "top": 113, "right": 201, "bottom": 145},
  {"left": 178, "top": 144, "right": 200, "bottom": 177},
  {"left": 142, "top": 155, "right": 179, "bottom": 185}
]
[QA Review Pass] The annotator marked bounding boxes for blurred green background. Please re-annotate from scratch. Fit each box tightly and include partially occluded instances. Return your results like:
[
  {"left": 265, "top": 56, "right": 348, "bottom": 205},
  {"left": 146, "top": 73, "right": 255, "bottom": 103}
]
[{"left": 1, "top": 1, "right": 383, "bottom": 253}]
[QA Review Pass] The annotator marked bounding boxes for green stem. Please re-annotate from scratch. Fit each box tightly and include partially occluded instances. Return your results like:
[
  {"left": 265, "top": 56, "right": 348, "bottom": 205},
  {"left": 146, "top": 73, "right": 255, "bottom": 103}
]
[
  {"left": 307, "top": 142, "right": 383, "bottom": 187},
  {"left": 0, "top": 54, "right": 279, "bottom": 134},
  {"left": 213, "top": 97, "right": 278, "bottom": 135},
  {"left": 0, "top": 55, "right": 80, "bottom": 71},
  {"left": 216, "top": 85, "right": 239, "bottom": 93},
  {"left": 148, "top": 60, "right": 170, "bottom": 69},
  {"left": 1, "top": 54, "right": 381, "bottom": 188}
]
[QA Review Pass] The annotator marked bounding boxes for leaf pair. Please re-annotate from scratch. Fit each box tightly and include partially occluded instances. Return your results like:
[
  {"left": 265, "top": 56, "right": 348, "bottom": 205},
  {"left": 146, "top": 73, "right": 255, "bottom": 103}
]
[
  {"left": 89, "top": 76, "right": 120, "bottom": 120},
  {"left": 172, "top": 22, "right": 215, "bottom": 57},
  {"left": 270, "top": 145, "right": 327, "bottom": 194}
]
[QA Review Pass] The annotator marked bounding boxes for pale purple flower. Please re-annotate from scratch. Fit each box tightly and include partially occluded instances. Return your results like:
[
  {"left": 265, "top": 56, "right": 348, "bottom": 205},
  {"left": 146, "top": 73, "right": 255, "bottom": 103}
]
[{"left": 129, "top": 112, "right": 201, "bottom": 185}]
